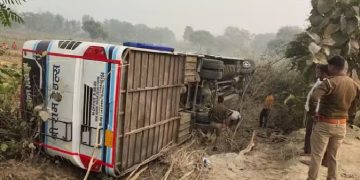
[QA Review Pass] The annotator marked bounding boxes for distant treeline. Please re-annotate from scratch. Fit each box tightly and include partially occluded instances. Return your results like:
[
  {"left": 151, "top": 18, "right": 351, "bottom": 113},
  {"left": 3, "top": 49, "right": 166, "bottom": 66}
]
[{"left": 10, "top": 11, "right": 303, "bottom": 58}]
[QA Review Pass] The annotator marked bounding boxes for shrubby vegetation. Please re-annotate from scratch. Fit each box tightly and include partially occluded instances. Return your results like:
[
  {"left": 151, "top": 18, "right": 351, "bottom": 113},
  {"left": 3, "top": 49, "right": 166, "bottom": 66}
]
[
  {"left": 102, "top": 18, "right": 176, "bottom": 45},
  {"left": 12, "top": 12, "right": 83, "bottom": 37},
  {"left": 286, "top": 0, "right": 360, "bottom": 75},
  {"left": 0, "top": 0, "right": 25, "bottom": 27},
  {"left": 0, "top": 61, "right": 35, "bottom": 160},
  {"left": 277, "top": 0, "right": 360, "bottom": 132}
]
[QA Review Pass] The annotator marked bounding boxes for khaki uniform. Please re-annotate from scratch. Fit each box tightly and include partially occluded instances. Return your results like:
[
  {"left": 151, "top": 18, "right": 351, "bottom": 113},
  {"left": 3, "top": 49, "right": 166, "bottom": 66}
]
[{"left": 308, "top": 75, "right": 359, "bottom": 180}]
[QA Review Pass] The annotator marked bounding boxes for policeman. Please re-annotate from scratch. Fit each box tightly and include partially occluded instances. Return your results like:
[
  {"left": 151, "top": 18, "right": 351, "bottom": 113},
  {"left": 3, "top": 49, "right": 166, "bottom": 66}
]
[{"left": 307, "top": 56, "right": 359, "bottom": 180}]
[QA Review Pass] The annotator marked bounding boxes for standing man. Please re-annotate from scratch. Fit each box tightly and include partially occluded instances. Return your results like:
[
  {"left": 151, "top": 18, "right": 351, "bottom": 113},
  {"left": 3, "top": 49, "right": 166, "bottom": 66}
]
[
  {"left": 11, "top": 41, "right": 17, "bottom": 50},
  {"left": 307, "top": 56, "right": 359, "bottom": 180},
  {"left": 259, "top": 93, "right": 274, "bottom": 128},
  {"left": 304, "top": 64, "right": 329, "bottom": 155}
]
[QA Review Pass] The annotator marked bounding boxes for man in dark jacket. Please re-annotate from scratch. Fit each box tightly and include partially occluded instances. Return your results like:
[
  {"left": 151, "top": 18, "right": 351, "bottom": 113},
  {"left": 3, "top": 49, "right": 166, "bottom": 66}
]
[
  {"left": 304, "top": 64, "right": 329, "bottom": 155},
  {"left": 209, "top": 96, "right": 232, "bottom": 150}
]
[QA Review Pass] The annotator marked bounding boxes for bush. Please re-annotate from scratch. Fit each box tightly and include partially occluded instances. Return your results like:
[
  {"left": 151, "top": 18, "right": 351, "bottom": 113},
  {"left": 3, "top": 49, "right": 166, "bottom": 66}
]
[
  {"left": 0, "top": 49, "right": 5, "bottom": 56},
  {"left": 0, "top": 63, "right": 21, "bottom": 110},
  {"left": 248, "top": 62, "right": 309, "bottom": 133},
  {"left": 0, "top": 62, "right": 35, "bottom": 160}
]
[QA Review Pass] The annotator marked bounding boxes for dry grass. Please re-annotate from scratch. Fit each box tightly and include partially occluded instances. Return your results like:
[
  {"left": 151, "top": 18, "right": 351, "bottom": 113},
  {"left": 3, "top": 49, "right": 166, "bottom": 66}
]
[
  {"left": 0, "top": 50, "right": 21, "bottom": 65},
  {"left": 159, "top": 140, "right": 207, "bottom": 180},
  {"left": 279, "top": 141, "right": 298, "bottom": 161},
  {"left": 139, "top": 125, "right": 255, "bottom": 180}
]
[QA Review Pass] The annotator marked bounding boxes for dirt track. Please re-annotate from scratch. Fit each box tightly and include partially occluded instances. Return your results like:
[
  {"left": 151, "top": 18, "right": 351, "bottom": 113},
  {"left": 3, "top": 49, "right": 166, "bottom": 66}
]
[{"left": 204, "top": 128, "right": 360, "bottom": 180}]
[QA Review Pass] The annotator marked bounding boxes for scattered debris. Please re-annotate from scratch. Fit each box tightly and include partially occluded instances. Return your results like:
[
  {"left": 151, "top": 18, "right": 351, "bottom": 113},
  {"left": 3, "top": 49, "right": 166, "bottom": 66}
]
[
  {"left": 350, "top": 125, "right": 360, "bottom": 131},
  {"left": 162, "top": 161, "right": 174, "bottom": 180},
  {"left": 127, "top": 143, "right": 175, "bottom": 180},
  {"left": 341, "top": 172, "right": 355, "bottom": 179},
  {"left": 202, "top": 157, "right": 212, "bottom": 168},
  {"left": 239, "top": 131, "right": 256, "bottom": 156},
  {"left": 128, "top": 166, "right": 148, "bottom": 180},
  {"left": 270, "top": 134, "right": 289, "bottom": 143},
  {"left": 159, "top": 140, "right": 206, "bottom": 180}
]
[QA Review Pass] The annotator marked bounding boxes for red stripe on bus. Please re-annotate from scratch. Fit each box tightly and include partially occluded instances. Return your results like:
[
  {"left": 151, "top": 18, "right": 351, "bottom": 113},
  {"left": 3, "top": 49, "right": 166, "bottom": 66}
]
[
  {"left": 112, "top": 61, "right": 122, "bottom": 165},
  {"left": 22, "top": 49, "right": 120, "bottom": 64},
  {"left": 35, "top": 141, "right": 78, "bottom": 155},
  {"left": 34, "top": 142, "right": 114, "bottom": 168}
]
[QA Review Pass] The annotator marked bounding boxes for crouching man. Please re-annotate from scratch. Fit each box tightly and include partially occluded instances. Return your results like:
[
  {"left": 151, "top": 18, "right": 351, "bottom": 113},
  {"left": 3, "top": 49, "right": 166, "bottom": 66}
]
[
  {"left": 208, "top": 96, "right": 240, "bottom": 151},
  {"left": 229, "top": 109, "right": 242, "bottom": 126}
]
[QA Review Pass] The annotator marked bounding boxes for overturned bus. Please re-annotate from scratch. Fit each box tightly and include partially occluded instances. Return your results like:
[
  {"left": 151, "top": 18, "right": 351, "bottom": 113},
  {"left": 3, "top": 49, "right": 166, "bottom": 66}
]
[{"left": 21, "top": 40, "right": 255, "bottom": 176}]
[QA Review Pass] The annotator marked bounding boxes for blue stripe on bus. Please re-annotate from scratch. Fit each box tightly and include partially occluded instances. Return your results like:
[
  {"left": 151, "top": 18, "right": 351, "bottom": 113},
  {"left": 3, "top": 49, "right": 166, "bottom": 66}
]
[
  {"left": 104, "top": 46, "right": 116, "bottom": 173},
  {"left": 103, "top": 60, "right": 108, "bottom": 173},
  {"left": 106, "top": 47, "right": 118, "bottom": 168},
  {"left": 103, "top": 46, "right": 108, "bottom": 173}
]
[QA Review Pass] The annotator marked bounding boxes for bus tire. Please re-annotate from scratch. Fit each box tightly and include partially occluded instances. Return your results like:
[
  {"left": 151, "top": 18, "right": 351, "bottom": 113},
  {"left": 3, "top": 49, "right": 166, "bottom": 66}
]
[
  {"left": 196, "top": 112, "right": 210, "bottom": 124},
  {"left": 202, "top": 59, "right": 224, "bottom": 70},
  {"left": 200, "top": 69, "right": 223, "bottom": 80}
]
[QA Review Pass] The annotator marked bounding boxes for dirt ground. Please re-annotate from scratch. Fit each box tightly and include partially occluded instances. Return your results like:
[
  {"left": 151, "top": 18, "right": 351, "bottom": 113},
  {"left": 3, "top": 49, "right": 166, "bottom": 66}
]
[
  {"left": 204, "top": 127, "right": 360, "bottom": 180},
  {"left": 1, "top": 127, "right": 360, "bottom": 180}
]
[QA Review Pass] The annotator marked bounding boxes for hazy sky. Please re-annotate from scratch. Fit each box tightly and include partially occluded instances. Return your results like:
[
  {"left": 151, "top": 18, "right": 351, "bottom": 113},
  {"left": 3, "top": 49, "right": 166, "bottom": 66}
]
[{"left": 19, "top": 0, "right": 311, "bottom": 38}]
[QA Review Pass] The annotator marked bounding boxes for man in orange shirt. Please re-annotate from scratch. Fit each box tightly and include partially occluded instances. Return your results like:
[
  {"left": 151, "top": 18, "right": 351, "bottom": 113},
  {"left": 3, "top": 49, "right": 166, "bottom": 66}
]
[{"left": 259, "top": 93, "right": 274, "bottom": 128}]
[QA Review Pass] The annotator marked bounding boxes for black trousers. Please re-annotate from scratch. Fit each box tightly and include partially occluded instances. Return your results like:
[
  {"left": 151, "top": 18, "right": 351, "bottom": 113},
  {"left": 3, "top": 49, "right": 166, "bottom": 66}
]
[
  {"left": 259, "top": 108, "right": 270, "bottom": 128},
  {"left": 304, "top": 113, "right": 314, "bottom": 154}
]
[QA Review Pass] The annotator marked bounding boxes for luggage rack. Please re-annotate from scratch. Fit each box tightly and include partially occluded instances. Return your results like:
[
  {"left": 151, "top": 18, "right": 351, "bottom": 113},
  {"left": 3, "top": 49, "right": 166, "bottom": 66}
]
[
  {"left": 38, "top": 119, "right": 72, "bottom": 142},
  {"left": 80, "top": 124, "right": 103, "bottom": 148}
]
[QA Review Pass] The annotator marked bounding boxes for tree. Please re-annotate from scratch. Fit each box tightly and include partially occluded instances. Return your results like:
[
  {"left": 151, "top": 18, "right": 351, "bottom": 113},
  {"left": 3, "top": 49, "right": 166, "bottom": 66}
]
[
  {"left": 286, "top": 0, "right": 360, "bottom": 75},
  {"left": 82, "top": 15, "right": 108, "bottom": 40},
  {"left": 103, "top": 19, "right": 135, "bottom": 43},
  {"left": 251, "top": 33, "right": 276, "bottom": 55},
  {"left": 0, "top": 0, "right": 25, "bottom": 27},
  {"left": 183, "top": 26, "right": 194, "bottom": 41},
  {"left": 275, "top": 26, "right": 302, "bottom": 41},
  {"left": 224, "top": 26, "right": 251, "bottom": 42},
  {"left": 266, "top": 26, "right": 303, "bottom": 55},
  {"left": 189, "top": 30, "right": 214, "bottom": 44},
  {"left": 285, "top": 32, "right": 311, "bottom": 61},
  {"left": 285, "top": 32, "right": 313, "bottom": 79},
  {"left": 188, "top": 30, "right": 215, "bottom": 53},
  {"left": 12, "top": 12, "right": 81, "bottom": 35},
  {"left": 219, "top": 26, "right": 252, "bottom": 56}
]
